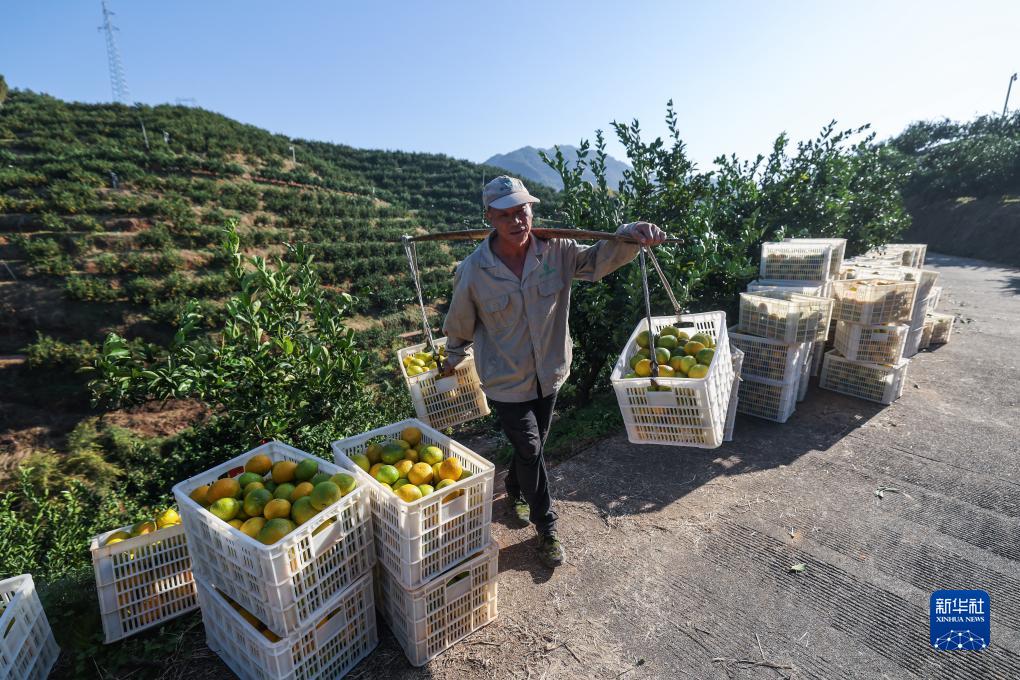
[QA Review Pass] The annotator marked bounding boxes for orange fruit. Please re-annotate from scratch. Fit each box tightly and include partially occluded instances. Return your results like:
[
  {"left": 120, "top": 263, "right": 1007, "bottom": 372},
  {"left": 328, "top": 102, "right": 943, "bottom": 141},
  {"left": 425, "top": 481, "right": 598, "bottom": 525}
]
[
  {"left": 272, "top": 461, "right": 297, "bottom": 484},
  {"left": 263, "top": 498, "right": 291, "bottom": 520},
  {"left": 206, "top": 478, "right": 241, "bottom": 504},
  {"left": 438, "top": 457, "right": 463, "bottom": 482},
  {"left": 290, "top": 482, "right": 314, "bottom": 502},
  {"left": 408, "top": 462, "right": 433, "bottom": 486},
  {"left": 189, "top": 484, "right": 211, "bottom": 506},
  {"left": 245, "top": 454, "right": 273, "bottom": 475}
]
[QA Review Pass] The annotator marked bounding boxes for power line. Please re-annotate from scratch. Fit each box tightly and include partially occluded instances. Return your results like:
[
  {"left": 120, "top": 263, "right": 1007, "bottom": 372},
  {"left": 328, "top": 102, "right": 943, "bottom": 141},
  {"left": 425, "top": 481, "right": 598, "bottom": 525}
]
[{"left": 98, "top": 0, "right": 130, "bottom": 104}]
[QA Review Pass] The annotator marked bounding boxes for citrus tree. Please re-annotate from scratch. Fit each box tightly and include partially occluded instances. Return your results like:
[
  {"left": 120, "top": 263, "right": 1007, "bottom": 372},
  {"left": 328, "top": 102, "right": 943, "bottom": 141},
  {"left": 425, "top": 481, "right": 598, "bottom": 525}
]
[{"left": 87, "top": 221, "right": 381, "bottom": 449}]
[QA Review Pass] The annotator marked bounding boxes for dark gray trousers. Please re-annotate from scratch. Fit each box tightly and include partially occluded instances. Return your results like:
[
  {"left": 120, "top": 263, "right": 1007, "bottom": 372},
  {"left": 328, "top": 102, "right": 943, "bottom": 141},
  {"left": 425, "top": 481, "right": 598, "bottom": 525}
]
[{"left": 489, "top": 388, "right": 558, "bottom": 535}]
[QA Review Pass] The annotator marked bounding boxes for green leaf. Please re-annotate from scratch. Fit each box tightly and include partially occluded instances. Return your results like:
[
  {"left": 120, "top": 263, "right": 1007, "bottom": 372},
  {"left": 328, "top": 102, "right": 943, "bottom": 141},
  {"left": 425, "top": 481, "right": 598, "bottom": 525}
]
[{"left": 789, "top": 563, "right": 807, "bottom": 573}]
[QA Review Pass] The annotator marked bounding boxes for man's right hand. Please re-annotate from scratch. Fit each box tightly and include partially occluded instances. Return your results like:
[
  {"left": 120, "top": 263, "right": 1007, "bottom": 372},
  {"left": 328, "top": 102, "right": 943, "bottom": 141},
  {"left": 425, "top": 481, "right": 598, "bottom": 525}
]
[{"left": 439, "top": 362, "right": 457, "bottom": 378}]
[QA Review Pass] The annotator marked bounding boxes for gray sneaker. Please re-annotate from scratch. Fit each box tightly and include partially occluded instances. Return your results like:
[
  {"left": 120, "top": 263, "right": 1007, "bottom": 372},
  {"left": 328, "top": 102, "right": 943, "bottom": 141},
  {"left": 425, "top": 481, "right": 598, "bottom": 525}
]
[
  {"left": 537, "top": 532, "right": 565, "bottom": 569},
  {"left": 506, "top": 496, "right": 530, "bottom": 527}
]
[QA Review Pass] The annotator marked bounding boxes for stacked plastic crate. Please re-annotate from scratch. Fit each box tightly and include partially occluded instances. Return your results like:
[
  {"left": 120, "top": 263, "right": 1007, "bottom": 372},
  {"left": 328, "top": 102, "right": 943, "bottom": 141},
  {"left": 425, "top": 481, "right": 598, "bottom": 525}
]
[
  {"left": 903, "top": 266, "right": 941, "bottom": 357},
  {"left": 731, "top": 241, "right": 835, "bottom": 422},
  {"left": 821, "top": 273, "right": 916, "bottom": 404},
  {"left": 332, "top": 419, "right": 498, "bottom": 667},
  {"left": 172, "top": 441, "right": 378, "bottom": 680}
]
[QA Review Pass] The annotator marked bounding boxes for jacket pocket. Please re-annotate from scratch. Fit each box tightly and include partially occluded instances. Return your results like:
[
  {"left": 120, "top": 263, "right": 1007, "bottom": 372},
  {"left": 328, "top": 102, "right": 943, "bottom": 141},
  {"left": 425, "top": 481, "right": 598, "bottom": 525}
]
[{"left": 480, "top": 293, "right": 514, "bottom": 330}]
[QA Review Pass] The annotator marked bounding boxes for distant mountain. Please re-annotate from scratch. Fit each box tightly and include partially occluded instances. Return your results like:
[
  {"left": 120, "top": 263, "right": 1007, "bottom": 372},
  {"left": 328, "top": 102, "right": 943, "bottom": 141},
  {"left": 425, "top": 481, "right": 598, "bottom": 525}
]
[{"left": 483, "top": 145, "right": 630, "bottom": 191}]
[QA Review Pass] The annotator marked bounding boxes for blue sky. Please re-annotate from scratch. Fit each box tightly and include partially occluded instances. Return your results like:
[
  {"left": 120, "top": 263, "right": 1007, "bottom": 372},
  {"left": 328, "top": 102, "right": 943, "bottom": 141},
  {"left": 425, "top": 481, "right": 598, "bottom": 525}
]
[{"left": 4, "top": 1, "right": 1019, "bottom": 170}]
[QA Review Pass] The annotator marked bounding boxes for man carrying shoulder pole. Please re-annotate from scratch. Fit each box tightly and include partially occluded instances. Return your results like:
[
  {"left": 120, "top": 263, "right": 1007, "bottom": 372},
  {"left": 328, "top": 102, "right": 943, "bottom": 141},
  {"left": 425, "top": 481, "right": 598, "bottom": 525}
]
[{"left": 441, "top": 175, "right": 666, "bottom": 568}]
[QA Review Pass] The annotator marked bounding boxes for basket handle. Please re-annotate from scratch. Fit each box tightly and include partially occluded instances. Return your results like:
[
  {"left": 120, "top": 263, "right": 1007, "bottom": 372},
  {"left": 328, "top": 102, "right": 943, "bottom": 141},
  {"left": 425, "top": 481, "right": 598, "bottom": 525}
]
[
  {"left": 310, "top": 516, "right": 343, "bottom": 558},
  {"left": 313, "top": 600, "right": 350, "bottom": 646},
  {"left": 434, "top": 375, "right": 459, "bottom": 394},
  {"left": 445, "top": 571, "right": 472, "bottom": 603},
  {"left": 402, "top": 235, "right": 444, "bottom": 371},
  {"left": 439, "top": 490, "right": 468, "bottom": 523}
]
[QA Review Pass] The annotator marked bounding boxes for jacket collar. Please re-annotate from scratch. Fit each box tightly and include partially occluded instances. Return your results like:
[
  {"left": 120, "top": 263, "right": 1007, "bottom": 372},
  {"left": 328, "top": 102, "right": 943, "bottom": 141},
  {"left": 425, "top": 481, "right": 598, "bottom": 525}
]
[{"left": 479, "top": 232, "right": 549, "bottom": 271}]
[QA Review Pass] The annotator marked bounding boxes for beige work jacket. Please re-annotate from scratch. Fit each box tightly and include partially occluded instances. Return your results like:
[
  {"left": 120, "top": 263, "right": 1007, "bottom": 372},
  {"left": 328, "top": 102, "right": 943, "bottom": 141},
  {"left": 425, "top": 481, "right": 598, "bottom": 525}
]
[{"left": 443, "top": 225, "right": 641, "bottom": 403}]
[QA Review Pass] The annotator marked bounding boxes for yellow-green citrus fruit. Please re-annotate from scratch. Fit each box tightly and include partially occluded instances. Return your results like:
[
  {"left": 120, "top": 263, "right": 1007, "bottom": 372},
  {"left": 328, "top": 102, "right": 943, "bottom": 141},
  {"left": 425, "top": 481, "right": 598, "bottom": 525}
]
[
  {"left": 401, "top": 427, "right": 422, "bottom": 447},
  {"left": 348, "top": 454, "right": 370, "bottom": 473},
  {"left": 105, "top": 530, "right": 131, "bottom": 547},
  {"left": 395, "top": 484, "right": 423, "bottom": 503},
  {"left": 394, "top": 459, "right": 414, "bottom": 479},
  {"left": 240, "top": 517, "right": 266, "bottom": 538},
  {"left": 696, "top": 348, "right": 715, "bottom": 366},
  {"left": 381, "top": 442, "right": 406, "bottom": 465},
  {"left": 657, "top": 365, "right": 676, "bottom": 378},
  {"left": 290, "top": 482, "right": 314, "bottom": 502},
  {"left": 417, "top": 484, "right": 434, "bottom": 497},
  {"left": 636, "top": 330, "right": 653, "bottom": 348},
  {"left": 310, "top": 481, "right": 342, "bottom": 510},
  {"left": 243, "top": 481, "right": 265, "bottom": 497},
  {"left": 408, "top": 462, "right": 433, "bottom": 486},
  {"left": 687, "top": 364, "right": 709, "bottom": 379},
  {"left": 273, "top": 483, "right": 296, "bottom": 501},
  {"left": 374, "top": 465, "right": 399, "bottom": 485},
  {"left": 691, "top": 332, "right": 714, "bottom": 348},
  {"left": 392, "top": 479, "right": 409, "bottom": 490},
  {"left": 330, "top": 473, "right": 356, "bottom": 496},
  {"left": 244, "top": 454, "right": 273, "bottom": 475},
  {"left": 684, "top": 341, "right": 706, "bottom": 357},
  {"left": 420, "top": 446, "right": 445, "bottom": 466},
  {"left": 310, "top": 472, "right": 332, "bottom": 486},
  {"left": 654, "top": 347, "right": 671, "bottom": 365},
  {"left": 263, "top": 498, "right": 291, "bottom": 520},
  {"left": 655, "top": 335, "right": 679, "bottom": 351},
  {"left": 257, "top": 518, "right": 295, "bottom": 545},
  {"left": 435, "top": 478, "right": 455, "bottom": 490},
  {"left": 272, "top": 461, "right": 297, "bottom": 484},
  {"left": 438, "top": 457, "right": 463, "bottom": 482},
  {"left": 210, "top": 498, "right": 240, "bottom": 522},
  {"left": 365, "top": 443, "right": 383, "bottom": 464},
  {"left": 290, "top": 496, "right": 317, "bottom": 525},
  {"left": 155, "top": 508, "right": 180, "bottom": 529},
  {"left": 236, "top": 472, "right": 263, "bottom": 490},
  {"left": 294, "top": 459, "right": 318, "bottom": 483},
  {"left": 189, "top": 485, "right": 210, "bottom": 506},
  {"left": 206, "top": 478, "right": 241, "bottom": 504},
  {"left": 403, "top": 449, "right": 419, "bottom": 463},
  {"left": 660, "top": 325, "right": 680, "bottom": 337},
  {"left": 635, "top": 359, "right": 653, "bottom": 377}
]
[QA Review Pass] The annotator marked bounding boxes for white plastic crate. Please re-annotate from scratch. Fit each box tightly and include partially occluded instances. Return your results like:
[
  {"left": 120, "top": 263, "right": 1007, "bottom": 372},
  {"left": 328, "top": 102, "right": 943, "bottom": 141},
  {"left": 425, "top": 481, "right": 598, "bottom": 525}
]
[
  {"left": 782, "top": 237, "right": 846, "bottom": 278},
  {"left": 737, "top": 292, "right": 833, "bottom": 343},
  {"left": 332, "top": 419, "right": 494, "bottom": 590},
  {"left": 927, "top": 286, "right": 943, "bottom": 313},
  {"left": 610, "top": 312, "right": 734, "bottom": 448},
  {"left": 810, "top": 340, "right": 825, "bottom": 377},
  {"left": 90, "top": 520, "right": 198, "bottom": 643},
  {"left": 867, "top": 243, "right": 926, "bottom": 267},
  {"left": 727, "top": 326, "right": 809, "bottom": 382},
  {"left": 724, "top": 348, "right": 743, "bottom": 442},
  {"left": 830, "top": 279, "right": 917, "bottom": 325},
  {"left": 819, "top": 351, "right": 909, "bottom": 404},
  {"left": 920, "top": 319, "right": 934, "bottom": 350},
  {"left": 759, "top": 242, "right": 833, "bottom": 280},
  {"left": 198, "top": 573, "right": 377, "bottom": 680},
  {"left": 796, "top": 348, "right": 811, "bottom": 402},
  {"left": 398, "top": 338, "right": 490, "bottom": 430},
  {"left": 746, "top": 279, "right": 830, "bottom": 297},
  {"left": 376, "top": 542, "right": 498, "bottom": 667},
  {"left": 903, "top": 323, "right": 925, "bottom": 358},
  {"left": 0, "top": 575, "right": 59, "bottom": 680},
  {"left": 928, "top": 312, "right": 954, "bottom": 345},
  {"left": 172, "top": 441, "right": 374, "bottom": 637},
  {"left": 736, "top": 374, "right": 798, "bottom": 423},
  {"left": 833, "top": 322, "right": 908, "bottom": 366}
]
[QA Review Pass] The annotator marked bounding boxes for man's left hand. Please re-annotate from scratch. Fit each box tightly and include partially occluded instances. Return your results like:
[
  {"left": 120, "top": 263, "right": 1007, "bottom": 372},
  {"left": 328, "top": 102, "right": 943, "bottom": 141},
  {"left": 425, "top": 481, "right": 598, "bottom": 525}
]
[{"left": 627, "top": 221, "right": 668, "bottom": 247}]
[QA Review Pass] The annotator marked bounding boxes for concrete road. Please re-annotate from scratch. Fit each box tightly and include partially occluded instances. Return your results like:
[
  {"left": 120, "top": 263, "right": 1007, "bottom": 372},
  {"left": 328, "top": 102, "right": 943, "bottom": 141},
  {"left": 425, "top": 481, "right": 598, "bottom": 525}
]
[{"left": 304, "top": 253, "right": 1020, "bottom": 679}]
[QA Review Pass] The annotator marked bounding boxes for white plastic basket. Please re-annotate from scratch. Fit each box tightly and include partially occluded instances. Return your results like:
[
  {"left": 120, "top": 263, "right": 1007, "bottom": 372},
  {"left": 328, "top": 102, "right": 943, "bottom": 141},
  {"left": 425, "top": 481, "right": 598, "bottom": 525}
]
[
  {"left": 172, "top": 441, "right": 374, "bottom": 636},
  {"left": 796, "top": 348, "right": 811, "bottom": 402},
  {"left": 759, "top": 242, "right": 833, "bottom": 280},
  {"left": 810, "top": 340, "right": 825, "bottom": 377},
  {"left": 819, "top": 351, "right": 909, "bottom": 404},
  {"left": 737, "top": 292, "right": 833, "bottom": 343},
  {"left": 927, "top": 286, "right": 943, "bottom": 313},
  {"left": 376, "top": 542, "right": 499, "bottom": 667},
  {"left": 736, "top": 374, "right": 798, "bottom": 423},
  {"left": 782, "top": 237, "right": 846, "bottom": 278},
  {"left": 90, "top": 520, "right": 198, "bottom": 643},
  {"left": 398, "top": 338, "right": 490, "bottom": 430},
  {"left": 830, "top": 279, "right": 917, "bottom": 325},
  {"left": 833, "top": 322, "right": 908, "bottom": 366},
  {"left": 903, "top": 323, "right": 925, "bottom": 358},
  {"left": 920, "top": 319, "right": 934, "bottom": 350},
  {"left": 0, "top": 575, "right": 59, "bottom": 680},
  {"left": 724, "top": 348, "right": 743, "bottom": 442},
  {"left": 332, "top": 419, "right": 494, "bottom": 590},
  {"left": 928, "top": 312, "right": 954, "bottom": 345},
  {"left": 727, "top": 326, "right": 809, "bottom": 382},
  {"left": 609, "top": 312, "right": 734, "bottom": 449},
  {"left": 198, "top": 573, "right": 377, "bottom": 680},
  {"left": 866, "top": 244, "right": 926, "bottom": 267},
  {"left": 745, "top": 279, "right": 830, "bottom": 297}
]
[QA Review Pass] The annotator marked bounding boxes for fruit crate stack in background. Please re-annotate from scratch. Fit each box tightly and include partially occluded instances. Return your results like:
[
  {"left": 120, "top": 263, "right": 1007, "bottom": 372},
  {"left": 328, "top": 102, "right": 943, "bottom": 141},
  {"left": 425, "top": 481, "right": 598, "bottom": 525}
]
[
  {"left": 820, "top": 253, "right": 921, "bottom": 404},
  {"left": 333, "top": 419, "right": 498, "bottom": 666},
  {"left": 730, "top": 239, "right": 836, "bottom": 422},
  {"left": 172, "top": 441, "right": 377, "bottom": 680}
]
